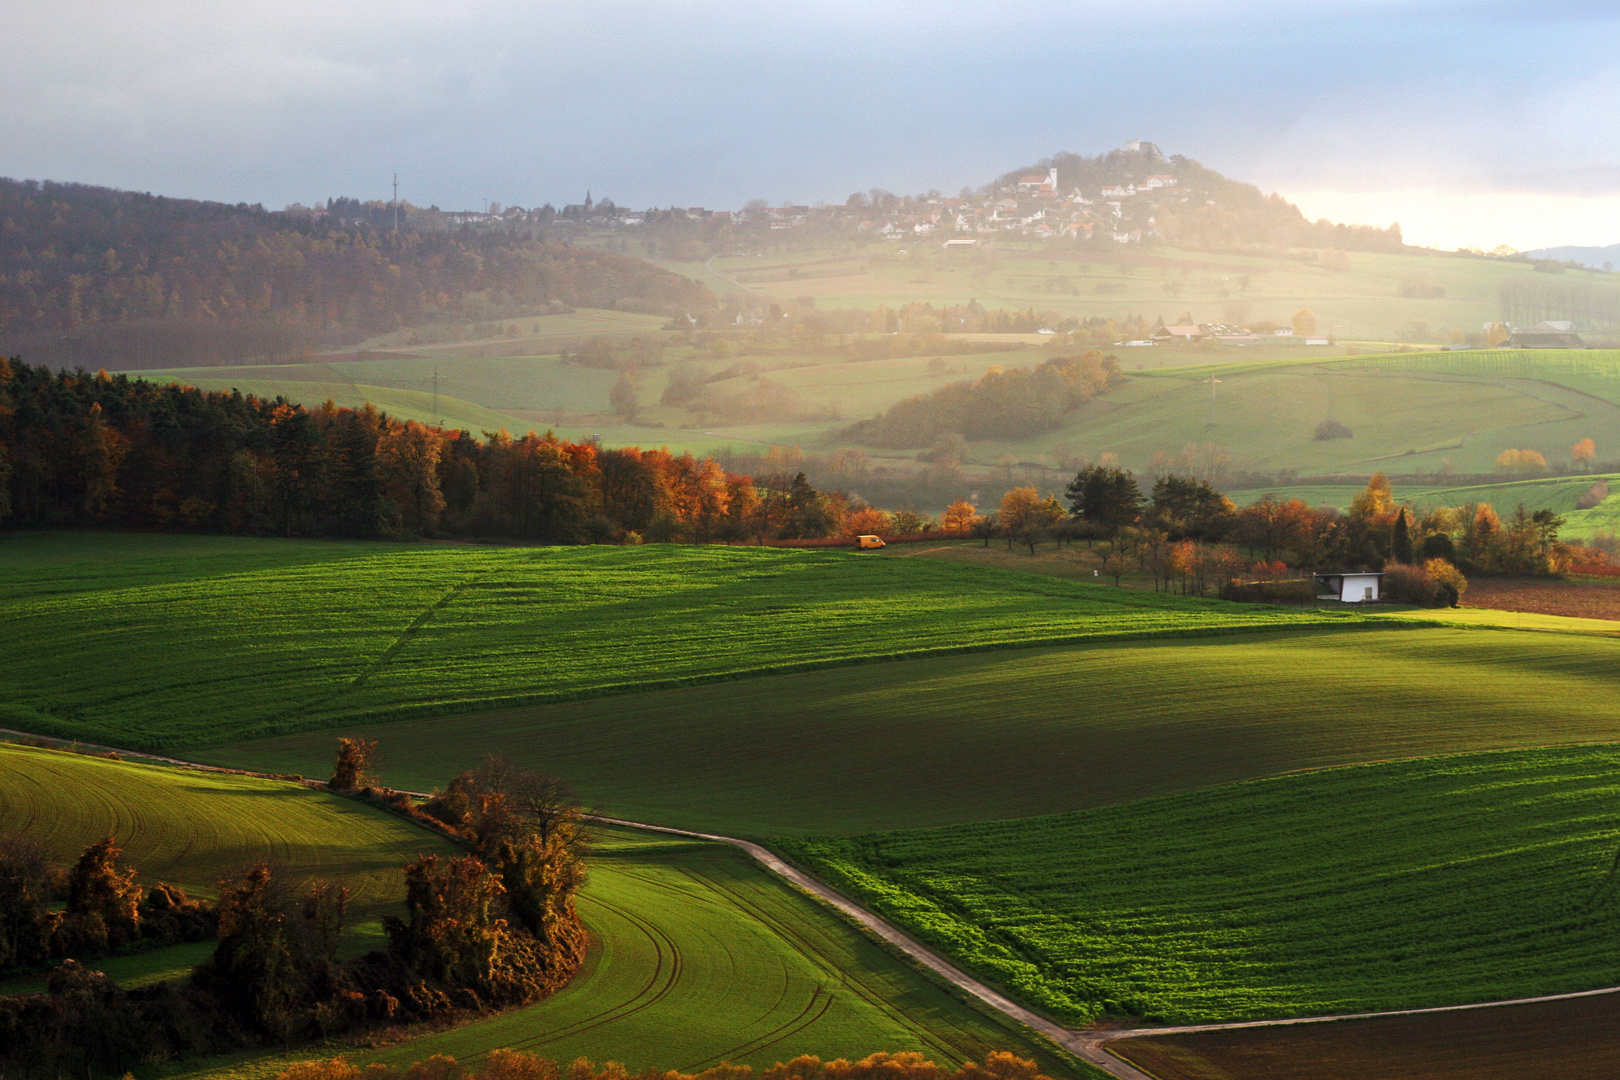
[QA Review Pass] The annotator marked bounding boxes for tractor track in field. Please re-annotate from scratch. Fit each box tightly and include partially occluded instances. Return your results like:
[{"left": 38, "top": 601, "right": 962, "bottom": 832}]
[{"left": 13, "top": 730, "right": 1620, "bottom": 1079}]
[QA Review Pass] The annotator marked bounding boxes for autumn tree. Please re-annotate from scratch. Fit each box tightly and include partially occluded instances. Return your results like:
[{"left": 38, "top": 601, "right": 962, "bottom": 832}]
[
  {"left": 842, "top": 506, "right": 892, "bottom": 536},
  {"left": 608, "top": 372, "right": 638, "bottom": 420},
  {"left": 1572, "top": 437, "right": 1597, "bottom": 469},
  {"left": 942, "top": 500, "right": 980, "bottom": 531},
  {"left": 329, "top": 738, "right": 377, "bottom": 791},
  {"left": 1292, "top": 308, "right": 1317, "bottom": 337},
  {"left": 999, "top": 487, "right": 1064, "bottom": 553}
]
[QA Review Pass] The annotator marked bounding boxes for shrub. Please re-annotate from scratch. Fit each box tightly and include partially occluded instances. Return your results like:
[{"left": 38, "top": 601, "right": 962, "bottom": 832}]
[
  {"left": 1313, "top": 420, "right": 1353, "bottom": 441},
  {"left": 1425, "top": 557, "right": 1468, "bottom": 607},
  {"left": 1222, "top": 579, "right": 1317, "bottom": 605},
  {"left": 1382, "top": 563, "right": 1440, "bottom": 606}
]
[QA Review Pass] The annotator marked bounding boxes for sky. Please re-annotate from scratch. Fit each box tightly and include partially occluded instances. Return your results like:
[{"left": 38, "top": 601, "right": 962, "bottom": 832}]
[{"left": 5, "top": 1, "right": 1620, "bottom": 251}]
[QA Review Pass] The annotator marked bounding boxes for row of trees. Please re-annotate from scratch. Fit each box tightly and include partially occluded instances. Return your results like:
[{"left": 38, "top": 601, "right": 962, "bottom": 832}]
[
  {"left": 0, "top": 361, "right": 874, "bottom": 543},
  {"left": 963, "top": 468, "right": 1583, "bottom": 596},
  {"left": 0, "top": 751, "right": 589, "bottom": 1075}
]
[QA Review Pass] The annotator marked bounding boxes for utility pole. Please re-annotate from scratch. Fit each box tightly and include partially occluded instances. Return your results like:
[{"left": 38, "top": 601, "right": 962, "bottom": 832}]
[
  {"left": 1206, "top": 375, "right": 1221, "bottom": 424},
  {"left": 427, "top": 367, "right": 446, "bottom": 428},
  {"left": 392, "top": 172, "right": 399, "bottom": 234}
]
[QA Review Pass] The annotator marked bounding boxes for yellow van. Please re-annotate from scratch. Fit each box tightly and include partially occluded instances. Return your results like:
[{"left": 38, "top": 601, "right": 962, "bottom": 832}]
[{"left": 856, "top": 535, "right": 887, "bottom": 550}]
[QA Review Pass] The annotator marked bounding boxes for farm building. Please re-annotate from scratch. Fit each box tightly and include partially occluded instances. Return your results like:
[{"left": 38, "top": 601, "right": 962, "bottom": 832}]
[{"left": 1315, "top": 572, "right": 1384, "bottom": 602}]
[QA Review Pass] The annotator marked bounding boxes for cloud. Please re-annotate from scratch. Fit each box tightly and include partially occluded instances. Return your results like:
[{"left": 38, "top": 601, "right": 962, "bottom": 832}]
[{"left": 1, "top": 0, "right": 1619, "bottom": 248}]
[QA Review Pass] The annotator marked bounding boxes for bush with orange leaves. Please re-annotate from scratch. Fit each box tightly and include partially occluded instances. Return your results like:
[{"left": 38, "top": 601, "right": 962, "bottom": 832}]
[{"left": 274, "top": 1051, "right": 1060, "bottom": 1080}]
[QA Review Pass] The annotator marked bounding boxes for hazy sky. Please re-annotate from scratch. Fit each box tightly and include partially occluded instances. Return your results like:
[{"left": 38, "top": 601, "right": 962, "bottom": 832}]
[{"left": 5, "top": 1, "right": 1620, "bottom": 250}]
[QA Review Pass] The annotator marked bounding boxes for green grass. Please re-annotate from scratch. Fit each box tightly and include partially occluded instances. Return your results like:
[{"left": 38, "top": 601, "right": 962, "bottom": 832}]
[
  {"left": 777, "top": 745, "right": 1620, "bottom": 1025},
  {"left": 0, "top": 533, "right": 1361, "bottom": 749},
  {"left": 0, "top": 740, "right": 1096, "bottom": 1079},
  {"left": 0, "top": 741, "right": 460, "bottom": 970},
  {"left": 349, "top": 828, "right": 1092, "bottom": 1078},
  {"left": 212, "top": 623, "right": 1620, "bottom": 836}
]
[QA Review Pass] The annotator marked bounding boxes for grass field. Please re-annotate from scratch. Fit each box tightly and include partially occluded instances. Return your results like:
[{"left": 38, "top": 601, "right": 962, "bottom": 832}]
[
  {"left": 0, "top": 741, "right": 460, "bottom": 976},
  {"left": 214, "top": 622, "right": 1620, "bottom": 836},
  {"left": 1108, "top": 992, "right": 1620, "bottom": 1079},
  {"left": 0, "top": 749, "right": 1095, "bottom": 1080},
  {"left": 777, "top": 745, "right": 1620, "bottom": 1024},
  {"left": 347, "top": 828, "right": 1091, "bottom": 1079},
  {"left": 0, "top": 532, "right": 1359, "bottom": 749}
]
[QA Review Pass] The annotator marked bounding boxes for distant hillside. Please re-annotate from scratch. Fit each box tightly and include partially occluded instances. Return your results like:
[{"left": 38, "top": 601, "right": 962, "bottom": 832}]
[
  {"left": 1521, "top": 243, "right": 1620, "bottom": 271},
  {"left": 997, "top": 144, "right": 1406, "bottom": 253},
  {"left": 0, "top": 179, "right": 715, "bottom": 369}
]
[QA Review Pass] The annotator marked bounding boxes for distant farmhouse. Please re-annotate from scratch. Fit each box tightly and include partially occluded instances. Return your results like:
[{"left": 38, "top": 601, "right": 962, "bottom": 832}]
[{"left": 1501, "top": 321, "right": 1586, "bottom": 348}]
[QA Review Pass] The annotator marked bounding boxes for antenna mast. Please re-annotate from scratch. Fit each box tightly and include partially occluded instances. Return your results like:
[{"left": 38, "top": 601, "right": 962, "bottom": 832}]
[{"left": 392, "top": 172, "right": 399, "bottom": 234}]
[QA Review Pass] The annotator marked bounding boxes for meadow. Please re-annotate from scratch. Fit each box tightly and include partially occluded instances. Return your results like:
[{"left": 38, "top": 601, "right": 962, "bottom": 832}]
[
  {"left": 0, "top": 741, "right": 1094, "bottom": 1080},
  {"left": 0, "top": 532, "right": 1358, "bottom": 750},
  {"left": 216, "top": 622, "right": 1620, "bottom": 836},
  {"left": 1108, "top": 992, "right": 1620, "bottom": 1080},
  {"left": 0, "top": 741, "right": 461, "bottom": 985},
  {"left": 776, "top": 745, "right": 1620, "bottom": 1024}
]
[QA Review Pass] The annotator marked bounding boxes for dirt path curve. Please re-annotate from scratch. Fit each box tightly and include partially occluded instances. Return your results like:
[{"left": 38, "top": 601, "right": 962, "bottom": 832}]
[
  {"left": 10, "top": 728, "right": 1620, "bottom": 1078},
  {"left": 581, "top": 817, "right": 1152, "bottom": 1079}
]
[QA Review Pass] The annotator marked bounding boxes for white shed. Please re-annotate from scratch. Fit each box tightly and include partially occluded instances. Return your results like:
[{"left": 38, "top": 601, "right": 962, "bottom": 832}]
[{"left": 1314, "top": 572, "right": 1384, "bottom": 603}]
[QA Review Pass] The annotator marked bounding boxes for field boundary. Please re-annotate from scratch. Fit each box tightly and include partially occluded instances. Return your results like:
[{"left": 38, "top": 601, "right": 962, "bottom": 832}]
[{"left": 10, "top": 727, "right": 1620, "bottom": 1080}]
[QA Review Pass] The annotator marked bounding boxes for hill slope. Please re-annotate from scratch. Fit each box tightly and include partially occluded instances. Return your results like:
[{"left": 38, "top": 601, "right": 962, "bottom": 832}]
[
  {"left": 0, "top": 178, "right": 712, "bottom": 369},
  {"left": 0, "top": 533, "right": 1358, "bottom": 749}
]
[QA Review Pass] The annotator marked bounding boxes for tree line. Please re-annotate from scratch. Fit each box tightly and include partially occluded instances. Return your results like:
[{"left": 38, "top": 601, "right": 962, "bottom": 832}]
[
  {"left": 0, "top": 748, "right": 588, "bottom": 1075},
  {"left": 0, "top": 179, "right": 713, "bottom": 369},
  {"left": 0, "top": 360, "right": 873, "bottom": 543},
  {"left": 968, "top": 467, "right": 1588, "bottom": 601}
]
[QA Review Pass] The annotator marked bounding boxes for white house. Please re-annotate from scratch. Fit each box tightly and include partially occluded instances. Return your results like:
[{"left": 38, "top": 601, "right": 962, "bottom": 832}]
[{"left": 1315, "top": 572, "right": 1384, "bottom": 603}]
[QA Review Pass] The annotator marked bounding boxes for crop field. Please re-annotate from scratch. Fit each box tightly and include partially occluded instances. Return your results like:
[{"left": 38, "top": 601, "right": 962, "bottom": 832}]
[
  {"left": 349, "top": 828, "right": 1091, "bottom": 1079},
  {"left": 1459, "top": 577, "right": 1620, "bottom": 621},
  {"left": 215, "top": 622, "right": 1620, "bottom": 835},
  {"left": 777, "top": 745, "right": 1620, "bottom": 1024},
  {"left": 0, "top": 742, "right": 1093, "bottom": 1080},
  {"left": 1108, "top": 991, "right": 1620, "bottom": 1079},
  {"left": 0, "top": 741, "right": 459, "bottom": 970},
  {"left": 0, "top": 533, "right": 1360, "bottom": 749}
]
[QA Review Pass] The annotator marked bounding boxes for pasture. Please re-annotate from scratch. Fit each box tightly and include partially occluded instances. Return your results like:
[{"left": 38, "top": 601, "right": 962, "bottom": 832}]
[
  {"left": 1108, "top": 991, "right": 1620, "bottom": 1080},
  {"left": 777, "top": 745, "right": 1620, "bottom": 1024},
  {"left": 0, "top": 533, "right": 1357, "bottom": 749},
  {"left": 216, "top": 622, "right": 1620, "bottom": 835},
  {"left": 0, "top": 741, "right": 460, "bottom": 974}
]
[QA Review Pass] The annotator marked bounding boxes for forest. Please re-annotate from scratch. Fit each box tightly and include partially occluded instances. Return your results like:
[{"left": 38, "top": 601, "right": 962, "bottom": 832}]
[
  {"left": 0, "top": 360, "right": 845, "bottom": 543},
  {"left": 0, "top": 180, "right": 714, "bottom": 369}
]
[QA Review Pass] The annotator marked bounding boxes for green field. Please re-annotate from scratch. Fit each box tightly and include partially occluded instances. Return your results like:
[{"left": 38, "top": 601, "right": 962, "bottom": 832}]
[
  {"left": 778, "top": 744, "right": 1620, "bottom": 1025},
  {"left": 215, "top": 623, "right": 1620, "bottom": 836},
  {"left": 0, "top": 532, "right": 1358, "bottom": 749},
  {"left": 0, "top": 741, "right": 460, "bottom": 982},
  {"left": 0, "top": 740, "right": 1092, "bottom": 1080}
]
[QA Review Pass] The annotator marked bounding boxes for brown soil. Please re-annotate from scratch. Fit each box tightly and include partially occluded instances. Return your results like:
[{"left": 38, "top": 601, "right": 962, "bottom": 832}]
[
  {"left": 1109, "top": 991, "right": 1620, "bottom": 1079},
  {"left": 1462, "top": 577, "right": 1620, "bottom": 621}
]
